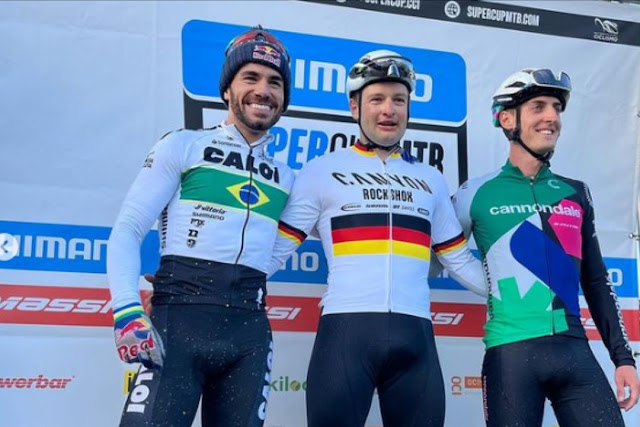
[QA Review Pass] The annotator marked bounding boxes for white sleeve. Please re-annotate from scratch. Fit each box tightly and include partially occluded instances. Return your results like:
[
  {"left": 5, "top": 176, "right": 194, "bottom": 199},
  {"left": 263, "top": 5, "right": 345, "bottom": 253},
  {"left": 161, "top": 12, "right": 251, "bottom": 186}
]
[
  {"left": 107, "top": 133, "right": 184, "bottom": 308},
  {"left": 266, "top": 163, "right": 322, "bottom": 278},
  {"left": 452, "top": 180, "right": 474, "bottom": 239},
  {"left": 431, "top": 173, "right": 487, "bottom": 297}
]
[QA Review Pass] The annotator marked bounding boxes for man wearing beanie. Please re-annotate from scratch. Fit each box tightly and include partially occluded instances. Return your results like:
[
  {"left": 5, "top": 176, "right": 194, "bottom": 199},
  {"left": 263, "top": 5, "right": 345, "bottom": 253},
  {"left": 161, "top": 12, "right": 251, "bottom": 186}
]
[{"left": 108, "top": 26, "right": 295, "bottom": 426}]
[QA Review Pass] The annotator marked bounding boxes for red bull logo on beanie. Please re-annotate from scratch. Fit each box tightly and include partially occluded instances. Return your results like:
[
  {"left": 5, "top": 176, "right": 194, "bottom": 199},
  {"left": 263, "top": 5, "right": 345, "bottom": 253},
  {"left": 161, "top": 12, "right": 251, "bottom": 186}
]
[{"left": 253, "top": 44, "right": 282, "bottom": 67}]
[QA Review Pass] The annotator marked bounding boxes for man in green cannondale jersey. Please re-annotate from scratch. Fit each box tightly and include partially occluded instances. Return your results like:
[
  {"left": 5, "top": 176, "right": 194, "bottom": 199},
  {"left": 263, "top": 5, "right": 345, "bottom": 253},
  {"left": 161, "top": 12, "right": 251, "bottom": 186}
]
[{"left": 453, "top": 68, "right": 639, "bottom": 426}]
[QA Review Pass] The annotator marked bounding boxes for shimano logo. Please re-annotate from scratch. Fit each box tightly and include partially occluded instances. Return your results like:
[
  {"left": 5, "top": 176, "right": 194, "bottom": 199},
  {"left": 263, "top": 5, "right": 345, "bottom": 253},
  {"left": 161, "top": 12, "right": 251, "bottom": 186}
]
[
  {"left": 489, "top": 204, "right": 582, "bottom": 218},
  {"left": 0, "top": 233, "right": 107, "bottom": 262},
  {"left": 293, "top": 59, "right": 433, "bottom": 102}
]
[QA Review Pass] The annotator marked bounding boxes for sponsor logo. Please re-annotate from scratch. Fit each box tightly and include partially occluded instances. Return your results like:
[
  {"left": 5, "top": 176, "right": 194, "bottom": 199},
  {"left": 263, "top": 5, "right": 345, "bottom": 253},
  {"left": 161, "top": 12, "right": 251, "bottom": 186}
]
[
  {"left": 594, "top": 18, "right": 619, "bottom": 43},
  {"left": 451, "top": 375, "right": 482, "bottom": 395},
  {"left": 125, "top": 366, "right": 154, "bottom": 414},
  {"left": 266, "top": 306, "right": 301, "bottom": 320},
  {"left": 253, "top": 44, "right": 281, "bottom": 67},
  {"left": 444, "top": 1, "right": 461, "bottom": 19},
  {"left": 489, "top": 203, "right": 582, "bottom": 218},
  {"left": 417, "top": 207, "right": 430, "bottom": 216},
  {"left": 0, "top": 374, "right": 74, "bottom": 390},
  {"left": 203, "top": 147, "right": 280, "bottom": 183},
  {"left": 466, "top": 5, "right": 540, "bottom": 27},
  {"left": 142, "top": 151, "right": 154, "bottom": 168},
  {"left": 123, "top": 370, "right": 137, "bottom": 394},
  {"left": 0, "top": 233, "right": 19, "bottom": 261},
  {"left": 547, "top": 179, "right": 560, "bottom": 189},
  {"left": 270, "top": 375, "right": 307, "bottom": 392},
  {"left": 431, "top": 312, "right": 464, "bottom": 326},
  {"left": 341, "top": 203, "right": 362, "bottom": 212},
  {"left": 373, "top": 0, "right": 421, "bottom": 11},
  {"left": 258, "top": 341, "right": 273, "bottom": 420}
]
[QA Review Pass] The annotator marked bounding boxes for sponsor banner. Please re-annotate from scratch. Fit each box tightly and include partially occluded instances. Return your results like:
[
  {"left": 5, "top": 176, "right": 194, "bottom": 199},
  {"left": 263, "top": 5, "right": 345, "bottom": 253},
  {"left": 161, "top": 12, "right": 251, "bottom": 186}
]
[
  {"left": 183, "top": 21, "right": 469, "bottom": 185},
  {"left": 182, "top": 20, "right": 467, "bottom": 124},
  {"left": 1, "top": 220, "right": 636, "bottom": 295},
  {"left": 4, "top": 285, "right": 637, "bottom": 341},
  {"left": 266, "top": 116, "right": 460, "bottom": 183},
  {"left": 303, "top": 0, "right": 640, "bottom": 47},
  {"left": 0, "top": 220, "right": 159, "bottom": 275},
  {"left": 0, "top": 285, "right": 321, "bottom": 332},
  {"left": 0, "top": 220, "right": 327, "bottom": 284}
]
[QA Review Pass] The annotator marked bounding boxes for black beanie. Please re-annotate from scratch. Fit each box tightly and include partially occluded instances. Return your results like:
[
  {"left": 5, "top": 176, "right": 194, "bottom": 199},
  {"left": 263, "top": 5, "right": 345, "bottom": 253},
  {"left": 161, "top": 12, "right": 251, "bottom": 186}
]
[{"left": 219, "top": 31, "right": 291, "bottom": 111}]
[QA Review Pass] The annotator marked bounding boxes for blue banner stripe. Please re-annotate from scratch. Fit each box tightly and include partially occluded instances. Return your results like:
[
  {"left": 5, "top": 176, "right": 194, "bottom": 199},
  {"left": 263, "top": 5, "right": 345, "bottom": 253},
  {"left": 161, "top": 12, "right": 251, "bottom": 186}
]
[
  {"left": 182, "top": 20, "right": 467, "bottom": 123},
  {"left": 0, "top": 221, "right": 636, "bottom": 296}
]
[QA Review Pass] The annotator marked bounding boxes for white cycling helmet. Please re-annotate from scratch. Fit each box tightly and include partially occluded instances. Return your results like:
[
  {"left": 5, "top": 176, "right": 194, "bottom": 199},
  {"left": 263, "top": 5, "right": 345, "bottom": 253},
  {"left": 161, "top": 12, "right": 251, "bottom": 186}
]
[
  {"left": 346, "top": 50, "right": 416, "bottom": 100},
  {"left": 492, "top": 68, "right": 571, "bottom": 127}
]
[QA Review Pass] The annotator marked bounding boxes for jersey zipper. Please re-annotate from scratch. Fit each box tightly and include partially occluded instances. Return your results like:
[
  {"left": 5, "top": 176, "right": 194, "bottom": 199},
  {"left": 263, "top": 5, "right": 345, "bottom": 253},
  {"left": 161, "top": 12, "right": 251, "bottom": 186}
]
[
  {"left": 235, "top": 146, "right": 254, "bottom": 265},
  {"left": 529, "top": 172, "right": 555, "bottom": 335},
  {"left": 382, "top": 157, "right": 393, "bottom": 311}
]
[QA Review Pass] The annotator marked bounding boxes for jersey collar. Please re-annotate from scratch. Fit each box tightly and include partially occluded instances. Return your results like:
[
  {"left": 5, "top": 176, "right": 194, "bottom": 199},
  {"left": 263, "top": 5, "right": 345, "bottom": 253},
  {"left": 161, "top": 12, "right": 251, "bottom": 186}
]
[
  {"left": 221, "top": 121, "right": 275, "bottom": 157},
  {"left": 351, "top": 140, "right": 403, "bottom": 159},
  {"left": 502, "top": 160, "right": 552, "bottom": 181}
]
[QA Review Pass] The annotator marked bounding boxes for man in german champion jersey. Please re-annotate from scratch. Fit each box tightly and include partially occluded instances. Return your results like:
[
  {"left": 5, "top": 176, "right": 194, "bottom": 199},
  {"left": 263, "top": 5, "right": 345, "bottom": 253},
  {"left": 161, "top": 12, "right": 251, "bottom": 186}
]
[
  {"left": 107, "top": 26, "right": 295, "bottom": 426},
  {"left": 268, "top": 50, "right": 486, "bottom": 427},
  {"left": 454, "top": 68, "right": 639, "bottom": 426}
]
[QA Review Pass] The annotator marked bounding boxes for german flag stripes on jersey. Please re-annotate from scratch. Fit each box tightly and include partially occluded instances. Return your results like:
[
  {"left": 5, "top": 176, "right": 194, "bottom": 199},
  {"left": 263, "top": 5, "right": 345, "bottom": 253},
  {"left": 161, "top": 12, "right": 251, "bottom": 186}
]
[
  {"left": 331, "top": 213, "right": 431, "bottom": 260},
  {"left": 432, "top": 232, "right": 466, "bottom": 256},
  {"left": 267, "top": 140, "right": 487, "bottom": 318}
]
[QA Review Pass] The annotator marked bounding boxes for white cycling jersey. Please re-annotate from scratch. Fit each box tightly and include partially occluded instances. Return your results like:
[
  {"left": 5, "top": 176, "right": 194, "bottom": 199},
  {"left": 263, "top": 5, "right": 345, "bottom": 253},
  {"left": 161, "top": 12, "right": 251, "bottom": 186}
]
[
  {"left": 268, "top": 142, "right": 486, "bottom": 319},
  {"left": 108, "top": 123, "right": 295, "bottom": 308}
]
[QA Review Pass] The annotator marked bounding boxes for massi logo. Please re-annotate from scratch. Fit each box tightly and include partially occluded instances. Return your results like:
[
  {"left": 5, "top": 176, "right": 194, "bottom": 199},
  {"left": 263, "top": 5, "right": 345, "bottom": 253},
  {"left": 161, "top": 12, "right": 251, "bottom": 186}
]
[
  {"left": 182, "top": 20, "right": 467, "bottom": 126},
  {"left": 593, "top": 17, "right": 619, "bottom": 43}
]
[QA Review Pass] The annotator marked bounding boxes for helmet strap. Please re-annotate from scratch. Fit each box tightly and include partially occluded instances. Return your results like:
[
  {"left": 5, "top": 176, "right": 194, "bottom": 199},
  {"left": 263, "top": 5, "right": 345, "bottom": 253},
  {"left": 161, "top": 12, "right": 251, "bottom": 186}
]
[{"left": 507, "top": 107, "right": 553, "bottom": 164}]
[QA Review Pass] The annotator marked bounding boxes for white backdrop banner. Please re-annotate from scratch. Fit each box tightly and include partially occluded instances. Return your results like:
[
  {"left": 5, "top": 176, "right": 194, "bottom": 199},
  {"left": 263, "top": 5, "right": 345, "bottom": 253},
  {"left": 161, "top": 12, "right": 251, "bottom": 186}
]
[{"left": 1, "top": 1, "right": 639, "bottom": 426}]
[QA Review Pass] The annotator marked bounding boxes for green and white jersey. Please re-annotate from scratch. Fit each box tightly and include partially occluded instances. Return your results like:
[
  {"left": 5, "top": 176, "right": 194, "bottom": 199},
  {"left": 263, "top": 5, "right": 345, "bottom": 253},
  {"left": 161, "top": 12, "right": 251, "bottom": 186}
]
[
  {"left": 454, "top": 161, "right": 633, "bottom": 367},
  {"left": 108, "top": 123, "right": 294, "bottom": 308}
]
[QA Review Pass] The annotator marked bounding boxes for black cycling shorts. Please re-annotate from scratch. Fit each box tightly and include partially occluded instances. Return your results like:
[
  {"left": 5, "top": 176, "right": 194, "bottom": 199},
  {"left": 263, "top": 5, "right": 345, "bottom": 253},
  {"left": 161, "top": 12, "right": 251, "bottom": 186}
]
[
  {"left": 482, "top": 335, "right": 624, "bottom": 427},
  {"left": 306, "top": 312, "right": 445, "bottom": 427},
  {"left": 119, "top": 304, "right": 272, "bottom": 427}
]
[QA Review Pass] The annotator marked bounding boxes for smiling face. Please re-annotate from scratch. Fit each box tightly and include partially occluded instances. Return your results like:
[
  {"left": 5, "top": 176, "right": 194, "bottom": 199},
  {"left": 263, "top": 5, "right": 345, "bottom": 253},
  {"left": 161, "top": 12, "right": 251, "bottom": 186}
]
[
  {"left": 500, "top": 95, "right": 563, "bottom": 154},
  {"left": 350, "top": 81, "right": 409, "bottom": 147},
  {"left": 224, "top": 63, "right": 285, "bottom": 142}
]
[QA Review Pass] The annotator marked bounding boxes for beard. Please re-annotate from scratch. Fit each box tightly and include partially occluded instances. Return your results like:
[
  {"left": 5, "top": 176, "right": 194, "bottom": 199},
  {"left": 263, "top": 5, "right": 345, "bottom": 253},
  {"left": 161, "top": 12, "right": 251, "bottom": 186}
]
[{"left": 229, "top": 89, "right": 283, "bottom": 132}]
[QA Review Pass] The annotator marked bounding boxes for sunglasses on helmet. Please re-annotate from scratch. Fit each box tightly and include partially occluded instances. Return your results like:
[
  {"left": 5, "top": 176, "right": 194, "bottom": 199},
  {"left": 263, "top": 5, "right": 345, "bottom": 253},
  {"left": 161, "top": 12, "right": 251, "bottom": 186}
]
[
  {"left": 529, "top": 69, "right": 571, "bottom": 91},
  {"left": 349, "top": 56, "right": 415, "bottom": 81}
]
